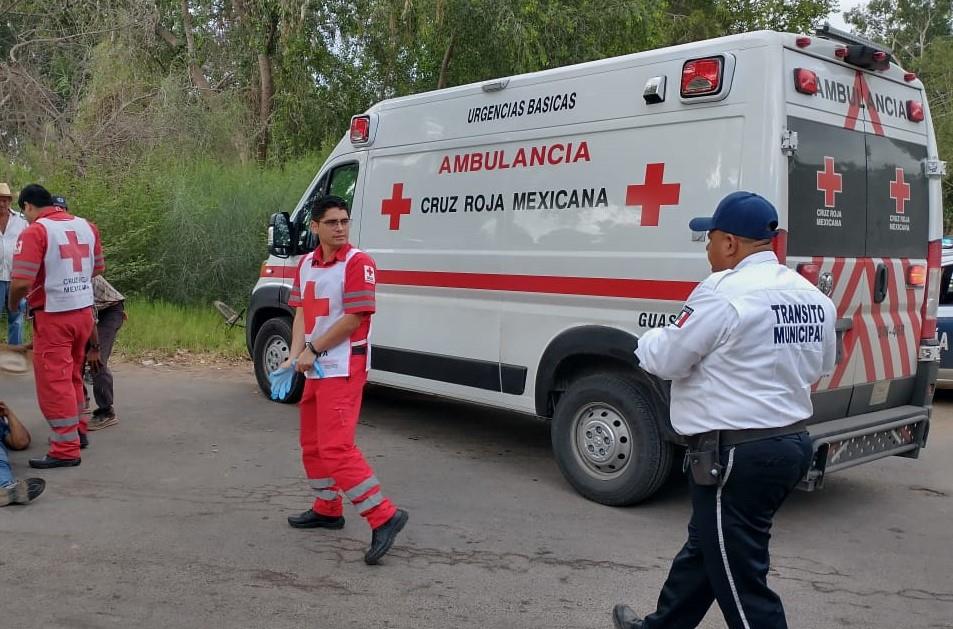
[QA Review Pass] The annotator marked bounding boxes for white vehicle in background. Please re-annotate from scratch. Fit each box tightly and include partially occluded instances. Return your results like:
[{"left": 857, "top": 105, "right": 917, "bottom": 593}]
[{"left": 247, "top": 25, "right": 943, "bottom": 505}]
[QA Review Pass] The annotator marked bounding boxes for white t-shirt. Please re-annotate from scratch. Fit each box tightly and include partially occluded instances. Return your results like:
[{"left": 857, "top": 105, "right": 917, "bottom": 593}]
[
  {"left": 0, "top": 211, "right": 28, "bottom": 282},
  {"left": 635, "top": 251, "right": 837, "bottom": 435}
]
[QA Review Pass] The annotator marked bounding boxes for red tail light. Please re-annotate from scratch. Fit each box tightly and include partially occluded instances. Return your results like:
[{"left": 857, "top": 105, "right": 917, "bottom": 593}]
[
  {"left": 796, "top": 37, "right": 811, "bottom": 48},
  {"left": 772, "top": 229, "right": 788, "bottom": 265},
  {"left": 907, "top": 264, "right": 927, "bottom": 287},
  {"left": 835, "top": 47, "right": 848, "bottom": 58},
  {"left": 793, "top": 68, "right": 818, "bottom": 95},
  {"left": 350, "top": 115, "right": 371, "bottom": 144},
  {"left": 907, "top": 100, "right": 924, "bottom": 123},
  {"left": 904, "top": 72, "right": 917, "bottom": 82},
  {"left": 797, "top": 262, "right": 821, "bottom": 286},
  {"left": 681, "top": 57, "right": 723, "bottom": 97},
  {"left": 872, "top": 51, "right": 888, "bottom": 62},
  {"left": 921, "top": 240, "right": 942, "bottom": 340}
]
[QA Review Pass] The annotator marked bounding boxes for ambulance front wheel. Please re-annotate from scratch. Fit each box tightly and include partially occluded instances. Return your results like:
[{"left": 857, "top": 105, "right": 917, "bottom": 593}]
[
  {"left": 552, "top": 373, "right": 672, "bottom": 506},
  {"left": 253, "top": 317, "right": 305, "bottom": 404}
]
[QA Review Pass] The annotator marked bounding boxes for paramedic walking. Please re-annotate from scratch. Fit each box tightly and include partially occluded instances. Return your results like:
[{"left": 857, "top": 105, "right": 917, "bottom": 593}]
[
  {"left": 8, "top": 184, "right": 104, "bottom": 468},
  {"left": 611, "top": 192, "right": 836, "bottom": 629},
  {"left": 279, "top": 195, "right": 408, "bottom": 565}
]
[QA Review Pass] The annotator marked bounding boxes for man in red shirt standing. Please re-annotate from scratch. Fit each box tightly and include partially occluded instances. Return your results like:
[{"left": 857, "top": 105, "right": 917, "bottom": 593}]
[
  {"left": 8, "top": 184, "right": 104, "bottom": 468},
  {"left": 281, "top": 195, "right": 408, "bottom": 565}
]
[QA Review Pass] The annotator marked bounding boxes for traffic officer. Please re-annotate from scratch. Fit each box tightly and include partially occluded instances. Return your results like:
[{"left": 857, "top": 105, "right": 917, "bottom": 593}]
[
  {"left": 282, "top": 194, "right": 408, "bottom": 565},
  {"left": 8, "top": 184, "right": 104, "bottom": 468},
  {"left": 611, "top": 192, "right": 836, "bottom": 629}
]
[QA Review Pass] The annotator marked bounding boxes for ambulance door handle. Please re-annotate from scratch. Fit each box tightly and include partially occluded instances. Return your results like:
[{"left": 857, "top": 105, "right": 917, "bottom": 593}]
[
  {"left": 873, "top": 263, "right": 888, "bottom": 304},
  {"left": 835, "top": 318, "right": 853, "bottom": 364}
]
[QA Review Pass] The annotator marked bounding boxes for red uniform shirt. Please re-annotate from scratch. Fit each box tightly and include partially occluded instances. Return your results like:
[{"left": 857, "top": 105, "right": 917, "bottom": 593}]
[
  {"left": 11, "top": 207, "right": 104, "bottom": 310},
  {"left": 288, "top": 243, "right": 376, "bottom": 344}
]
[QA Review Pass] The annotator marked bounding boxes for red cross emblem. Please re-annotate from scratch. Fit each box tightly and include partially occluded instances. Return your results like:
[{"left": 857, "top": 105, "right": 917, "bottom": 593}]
[
  {"left": 59, "top": 230, "right": 90, "bottom": 272},
  {"left": 625, "top": 163, "right": 681, "bottom": 227},
  {"left": 381, "top": 183, "right": 412, "bottom": 231},
  {"left": 816, "top": 157, "right": 842, "bottom": 208},
  {"left": 889, "top": 168, "right": 910, "bottom": 214},
  {"left": 302, "top": 281, "right": 330, "bottom": 335}
]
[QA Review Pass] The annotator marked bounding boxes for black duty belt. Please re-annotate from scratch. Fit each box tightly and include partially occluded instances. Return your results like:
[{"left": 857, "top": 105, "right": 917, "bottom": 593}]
[
  {"left": 686, "top": 421, "right": 807, "bottom": 449},
  {"left": 351, "top": 345, "right": 367, "bottom": 356}
]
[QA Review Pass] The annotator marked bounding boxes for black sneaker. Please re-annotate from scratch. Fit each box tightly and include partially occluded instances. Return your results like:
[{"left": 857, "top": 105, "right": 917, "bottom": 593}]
[
  {"left": 364, "top": 508, "right": 408, "bottom": 565},
  {"left": 287, "top": 509, "right": 345, "bottom": 529},
  {"left": 612, "top": 605, "right": 645, "bottom": 629},
  {"left": 29, "top": 455, "right": 81, "bottom": 469}
]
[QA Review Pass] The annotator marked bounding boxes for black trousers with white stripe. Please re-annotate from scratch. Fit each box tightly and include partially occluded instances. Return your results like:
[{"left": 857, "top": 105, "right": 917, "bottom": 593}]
[{"left": 643, "top": 432, "right": 813, "bottom": 629}]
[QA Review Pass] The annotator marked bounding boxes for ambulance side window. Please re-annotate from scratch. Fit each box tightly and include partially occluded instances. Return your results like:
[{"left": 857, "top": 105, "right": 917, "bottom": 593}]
[
  {"left": 327, "top": 163, "right": 358, "bottom": 207},
  {"left": 296, "top": 173, "right": 329, "bottom": 253}
]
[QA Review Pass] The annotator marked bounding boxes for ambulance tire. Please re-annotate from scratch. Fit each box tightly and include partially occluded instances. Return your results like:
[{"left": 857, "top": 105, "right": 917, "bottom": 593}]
[
  {"left": 253, "top": 318, "right": 305, "bottom": 404},
  {"left": 552, "top": 374, "right": 672, "bottom": 506}
]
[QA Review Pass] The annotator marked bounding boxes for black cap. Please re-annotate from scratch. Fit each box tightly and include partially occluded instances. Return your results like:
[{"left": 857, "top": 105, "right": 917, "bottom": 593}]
[
  {"left": 17, "top": 183, "right": 54, "bottom": 210},
  {"left": 52, "top": 195, "right": 68, "bottom": 209}
]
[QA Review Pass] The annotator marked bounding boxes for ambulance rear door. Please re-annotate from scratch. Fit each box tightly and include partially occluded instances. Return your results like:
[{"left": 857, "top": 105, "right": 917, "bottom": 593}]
[{"left": 784, "top": 47, "right": 932, "bottom": 423}]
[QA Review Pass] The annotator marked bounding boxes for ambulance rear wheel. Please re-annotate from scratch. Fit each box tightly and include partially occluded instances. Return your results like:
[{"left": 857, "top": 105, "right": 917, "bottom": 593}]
[
  {"left": 253, "top": 318, "right": 304, "bottom": 404},
  {"left": 552, "top": 373, "right": 672, "bottom": 506}
]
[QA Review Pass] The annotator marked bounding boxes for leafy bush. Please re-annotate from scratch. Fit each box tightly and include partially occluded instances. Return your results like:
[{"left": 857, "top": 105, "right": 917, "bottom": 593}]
[{"left": 6, "top": 150, "right": 325, "bottom": 308}]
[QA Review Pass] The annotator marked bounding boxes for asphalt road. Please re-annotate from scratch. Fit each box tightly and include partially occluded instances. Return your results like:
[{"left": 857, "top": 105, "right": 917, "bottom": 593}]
[{"left": 1, "top": 364, "right": 952, "bottom": 629}]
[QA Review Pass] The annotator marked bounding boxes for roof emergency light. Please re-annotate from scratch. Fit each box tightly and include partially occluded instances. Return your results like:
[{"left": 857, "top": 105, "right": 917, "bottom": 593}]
[
  {"left": 907, "top": 100, "right": 925, "bottom": 122},
  {"left": 794, "top": 68, "right": 818, "bottom": 95},
  {"left": 681, "top": 57, "right": 723, "bottom": 98},
  {"left": 350, "top": 115, "right": 371, "bottom": 145}
]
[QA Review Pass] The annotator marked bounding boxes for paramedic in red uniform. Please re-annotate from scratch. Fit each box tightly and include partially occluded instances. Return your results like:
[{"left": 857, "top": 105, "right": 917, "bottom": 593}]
[
  {"left": 8, "top": 184, "right": 104, "bottom": 468},
  {"left": 282, "top": 194, "right": 408, "bottom": 565}
]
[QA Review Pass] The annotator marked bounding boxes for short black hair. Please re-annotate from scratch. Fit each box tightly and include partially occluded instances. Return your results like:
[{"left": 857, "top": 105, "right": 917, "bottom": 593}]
[
  {"left": 17, "top": 183, "right": 54, "bottom": 210},
  {"left": 311, "top": 195, "right": 350, "bottom": 222}
]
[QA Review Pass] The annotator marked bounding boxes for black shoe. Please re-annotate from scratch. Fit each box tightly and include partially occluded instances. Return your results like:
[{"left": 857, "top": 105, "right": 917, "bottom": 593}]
[
  {"left": 287, "top": 509, "right": 345, "bottom": 529},
  {"left": 364, "top": 508, "right": 408, "bottom": 565},
  {"left": 29, "top": 455, "right": 81, "bottom": 469},
  {"left": 79, "top": 433, "right": 89, "bottom": 449},
  {"left": 612, "top": 605, "right": 644, "bottom": 629}
]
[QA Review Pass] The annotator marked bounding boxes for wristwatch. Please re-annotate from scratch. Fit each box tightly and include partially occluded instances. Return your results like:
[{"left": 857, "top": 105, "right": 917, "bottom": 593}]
[{"left": 306, "top": 341, "right": 317, "bottom": 354}]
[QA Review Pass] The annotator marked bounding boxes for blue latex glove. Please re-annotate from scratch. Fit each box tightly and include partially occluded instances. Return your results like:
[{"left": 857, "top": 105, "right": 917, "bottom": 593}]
[
  {"left": 268, "top": 362, "right": 296, "bottom": 401},
  {"left": 309, "top": 360, "right": 325, "bottom": 378}
]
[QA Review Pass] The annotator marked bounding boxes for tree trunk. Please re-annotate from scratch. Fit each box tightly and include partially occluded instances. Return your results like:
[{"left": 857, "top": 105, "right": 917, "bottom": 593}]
[
  {"left": 256, "top": 52, "right": 273, "bottom": 164},
  {"left": 437, "top": 32, "right": 455, "bottom": 90},
  {"left": 180, "top": 0, "right": 211, "bottom": 92}
]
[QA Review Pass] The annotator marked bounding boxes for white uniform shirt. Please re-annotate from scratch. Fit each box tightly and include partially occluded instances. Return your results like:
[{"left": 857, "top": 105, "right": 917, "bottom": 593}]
[
  {"left": 0, "top": 212, "right": 28, "bottom": 281},
  {"left": 635, "top": 251, "right": 837, "bottom": 435}
]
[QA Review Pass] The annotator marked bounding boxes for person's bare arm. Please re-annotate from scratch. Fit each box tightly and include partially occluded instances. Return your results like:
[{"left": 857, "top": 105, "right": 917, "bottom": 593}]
[
  {"left": 7, "top": 278, "right": 30, "bottom": 312},
  {"left": 0, "top": 401, "right": 31, "bottom": 450},
  {"left": 87, "top": 307, "right": 102, "bottom": 372}
]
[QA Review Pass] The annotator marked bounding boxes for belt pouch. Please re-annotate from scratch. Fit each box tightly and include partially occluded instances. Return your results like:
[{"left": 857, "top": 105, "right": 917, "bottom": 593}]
[{"left": 688, "top": 432, "right": 723, "bottom": 486}]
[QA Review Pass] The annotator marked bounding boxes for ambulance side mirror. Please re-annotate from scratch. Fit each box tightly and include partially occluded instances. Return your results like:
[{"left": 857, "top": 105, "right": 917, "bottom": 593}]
[{"left": 268, "top": 212, "right": 293, "bottom": 258}]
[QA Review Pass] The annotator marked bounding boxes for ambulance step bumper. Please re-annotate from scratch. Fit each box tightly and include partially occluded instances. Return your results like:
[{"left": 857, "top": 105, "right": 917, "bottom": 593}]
[{"left": 799, "top": 405, "right": 930, "bottom": 491}]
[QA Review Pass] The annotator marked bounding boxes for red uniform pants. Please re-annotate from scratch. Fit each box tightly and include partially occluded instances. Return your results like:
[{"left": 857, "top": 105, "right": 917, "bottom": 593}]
[
  {"left": 299, "top": 355, "right": 397, "bottom": 529},
  {"left": 32, "top": 308, "right": 93, "bottom": 460}
]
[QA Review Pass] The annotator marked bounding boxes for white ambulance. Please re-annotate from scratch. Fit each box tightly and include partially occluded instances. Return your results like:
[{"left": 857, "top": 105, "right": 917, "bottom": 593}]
[{"left": 248, "top": 26, "right": 943, "bottom": 505}]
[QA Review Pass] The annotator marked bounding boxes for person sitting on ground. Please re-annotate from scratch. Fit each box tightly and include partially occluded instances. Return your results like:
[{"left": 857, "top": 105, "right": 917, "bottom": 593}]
[{"left": 0, "top": 400, "right": 46, "bottom": 506}]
